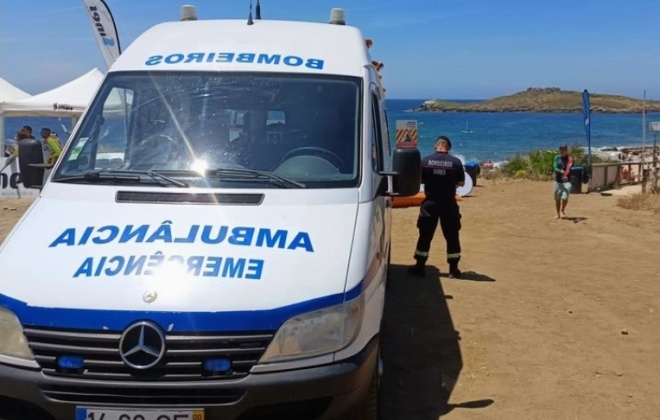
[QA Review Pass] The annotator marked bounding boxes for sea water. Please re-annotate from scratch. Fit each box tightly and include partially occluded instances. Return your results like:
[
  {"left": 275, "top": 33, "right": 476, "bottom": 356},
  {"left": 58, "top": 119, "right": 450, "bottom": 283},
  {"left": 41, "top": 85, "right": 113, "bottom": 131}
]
[
  {"left": 3, "top": 100, "right": 655, "bottom": 162},
  {"left": 386, "top": 99, "right": 658, "bottom": 163}
]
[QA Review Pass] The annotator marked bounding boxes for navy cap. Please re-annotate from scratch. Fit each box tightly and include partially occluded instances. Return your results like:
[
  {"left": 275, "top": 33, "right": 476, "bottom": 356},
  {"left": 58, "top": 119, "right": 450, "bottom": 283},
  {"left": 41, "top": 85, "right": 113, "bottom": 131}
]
[{"left": 436, "top": 135, "right": 452, "bottom": 149}]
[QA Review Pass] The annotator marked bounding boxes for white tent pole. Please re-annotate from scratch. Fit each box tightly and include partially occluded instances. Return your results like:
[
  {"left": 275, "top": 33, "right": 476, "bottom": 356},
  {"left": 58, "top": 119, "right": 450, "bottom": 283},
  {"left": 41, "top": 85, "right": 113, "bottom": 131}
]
[{"left": 0, "top": 115, "right": 5, "bottom": 157}]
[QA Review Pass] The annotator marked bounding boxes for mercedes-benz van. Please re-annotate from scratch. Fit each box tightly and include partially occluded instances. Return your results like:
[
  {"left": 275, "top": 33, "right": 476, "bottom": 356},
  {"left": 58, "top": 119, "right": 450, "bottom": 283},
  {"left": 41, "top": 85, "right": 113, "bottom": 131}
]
[{"left": 0, "top": 6, "right": 420, "bottom": 420}]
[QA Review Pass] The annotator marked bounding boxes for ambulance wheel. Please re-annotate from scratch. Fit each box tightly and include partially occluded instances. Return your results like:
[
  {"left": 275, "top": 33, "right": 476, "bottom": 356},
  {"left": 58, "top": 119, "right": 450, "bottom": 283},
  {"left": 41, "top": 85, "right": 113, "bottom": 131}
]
[
  {"left": 0, "top": 404, "right": 50, "bottom": 420},
  {"left": 344, "top": 357, "right": 381, "bottom": 420}
]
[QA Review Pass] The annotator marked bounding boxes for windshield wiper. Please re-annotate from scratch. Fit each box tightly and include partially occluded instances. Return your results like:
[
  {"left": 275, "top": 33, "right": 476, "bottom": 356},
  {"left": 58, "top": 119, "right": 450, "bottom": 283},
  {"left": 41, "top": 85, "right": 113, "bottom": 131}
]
[
  {"left": 204, "top": 168, "right": 306, "bottom": 189},
  {"left": 55, "top": 170, "right": 189, "bottom": 188},
  {"left": 151, "top": 168, "right": 306, "bottom": 188},
  {"left": 124, "top": 170, "right": 189, "bottom": 188}
]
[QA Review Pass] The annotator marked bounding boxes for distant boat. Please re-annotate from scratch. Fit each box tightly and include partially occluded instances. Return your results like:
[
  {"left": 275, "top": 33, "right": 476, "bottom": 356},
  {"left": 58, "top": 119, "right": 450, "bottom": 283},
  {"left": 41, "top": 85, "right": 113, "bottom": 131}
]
[{"left": 461, "top": 121, "right": 473, "bottom": 134}]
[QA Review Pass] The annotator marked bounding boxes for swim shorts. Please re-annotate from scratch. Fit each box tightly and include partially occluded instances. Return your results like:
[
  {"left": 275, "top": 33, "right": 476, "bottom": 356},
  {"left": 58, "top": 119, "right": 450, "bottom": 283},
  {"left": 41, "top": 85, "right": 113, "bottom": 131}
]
[{"left": 554, "top": 181, "right": 572, "bottom": 201}]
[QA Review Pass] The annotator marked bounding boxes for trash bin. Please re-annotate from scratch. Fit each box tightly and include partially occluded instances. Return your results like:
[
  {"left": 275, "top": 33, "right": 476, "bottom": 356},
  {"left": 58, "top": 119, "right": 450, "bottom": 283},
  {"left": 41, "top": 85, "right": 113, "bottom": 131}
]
[
  {"left": 464, "top": 161, "right": 480, "bottom": 186},
  {"left": 569, "top": 166, "right": 583, "bottom": 194}
]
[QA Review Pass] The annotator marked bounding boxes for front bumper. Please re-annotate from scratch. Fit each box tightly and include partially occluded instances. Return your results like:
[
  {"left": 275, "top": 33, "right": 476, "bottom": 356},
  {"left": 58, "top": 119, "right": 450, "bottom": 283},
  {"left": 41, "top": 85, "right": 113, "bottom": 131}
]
[{"left": 0, "top": 336, "right": 378, "bottom": 420}]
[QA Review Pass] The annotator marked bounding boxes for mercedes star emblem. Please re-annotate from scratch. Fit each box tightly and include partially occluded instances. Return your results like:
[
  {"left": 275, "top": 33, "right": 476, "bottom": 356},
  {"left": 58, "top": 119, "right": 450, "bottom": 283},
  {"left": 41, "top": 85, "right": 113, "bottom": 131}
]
[
  {"left": 143, "top": 290, "right": 158, "bottom": 303},
  {"left": 119, "top": 321, "right": 166, "bottom": 370}
]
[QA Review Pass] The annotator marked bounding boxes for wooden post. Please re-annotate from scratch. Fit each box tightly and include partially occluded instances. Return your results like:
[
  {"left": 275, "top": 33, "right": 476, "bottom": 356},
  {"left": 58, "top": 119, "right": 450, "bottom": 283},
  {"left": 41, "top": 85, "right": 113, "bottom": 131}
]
[
  {"left": 642, "top": 169, "right": 648, "bottom": 194},
  {"left": 654, "top": 140, "right": 659, "bottom": 193},
  {"left": 627, "top": 163, "right": 632, "bottom": 183}
]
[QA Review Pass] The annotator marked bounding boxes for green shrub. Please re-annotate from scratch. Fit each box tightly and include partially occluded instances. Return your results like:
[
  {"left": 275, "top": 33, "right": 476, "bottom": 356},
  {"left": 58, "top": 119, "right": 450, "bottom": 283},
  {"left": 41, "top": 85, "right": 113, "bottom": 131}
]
[
  {"left": 503, "top": 150, "right": 554, "bottom": 180},
  {"left": 568, "top": 144, "right": 605, "bottom": 167},
  {"left": 529, "top": 149, "right": 556, "bottom": 175},
  {"left": 503, "top": 154, "right": 529, "bottom": 176}
]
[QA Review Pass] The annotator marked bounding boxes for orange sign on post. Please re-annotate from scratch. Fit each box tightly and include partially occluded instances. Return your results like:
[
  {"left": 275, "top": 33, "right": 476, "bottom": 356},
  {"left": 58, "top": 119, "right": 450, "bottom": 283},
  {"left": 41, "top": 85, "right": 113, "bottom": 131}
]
[{"left": 395, "top": 120, "right": 418, "bottom": 148}]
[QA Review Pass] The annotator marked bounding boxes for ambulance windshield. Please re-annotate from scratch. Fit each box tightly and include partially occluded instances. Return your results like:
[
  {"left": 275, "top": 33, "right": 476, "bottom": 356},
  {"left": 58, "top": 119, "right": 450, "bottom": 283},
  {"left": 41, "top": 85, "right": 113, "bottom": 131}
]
[{"left": 53, "top": 71, "right": 362, "bottom": 189}]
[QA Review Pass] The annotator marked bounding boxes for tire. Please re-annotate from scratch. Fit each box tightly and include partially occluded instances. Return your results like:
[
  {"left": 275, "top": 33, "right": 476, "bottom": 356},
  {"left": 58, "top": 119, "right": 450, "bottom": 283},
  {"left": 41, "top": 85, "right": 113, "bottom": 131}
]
[
  {"left": 0, "top": 408, "right": 50, "bottom": 420},
  {"left": 343, "top": 358, "right": 380, "bottom": 420}
]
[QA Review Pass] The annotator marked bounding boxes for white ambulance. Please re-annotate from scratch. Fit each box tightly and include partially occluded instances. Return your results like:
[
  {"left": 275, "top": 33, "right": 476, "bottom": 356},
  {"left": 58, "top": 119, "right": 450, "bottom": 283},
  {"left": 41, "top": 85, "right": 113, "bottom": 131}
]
[{"left": 0, "top": 6, "right": 420, "bottom": 420}]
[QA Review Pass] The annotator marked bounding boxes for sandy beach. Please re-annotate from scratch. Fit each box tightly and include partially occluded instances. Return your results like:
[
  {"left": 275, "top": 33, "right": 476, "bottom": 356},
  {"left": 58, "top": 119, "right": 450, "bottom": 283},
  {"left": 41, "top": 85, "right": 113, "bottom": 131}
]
[{"left": 2, "top": 180, "right": 660, "bottom": 419}]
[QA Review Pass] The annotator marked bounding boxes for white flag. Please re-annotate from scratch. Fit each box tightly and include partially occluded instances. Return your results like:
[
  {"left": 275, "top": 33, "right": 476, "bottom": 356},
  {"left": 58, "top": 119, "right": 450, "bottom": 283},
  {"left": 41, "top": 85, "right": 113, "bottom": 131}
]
[{"left": 81, "top": 0, "right": 122, "bottom": 69}]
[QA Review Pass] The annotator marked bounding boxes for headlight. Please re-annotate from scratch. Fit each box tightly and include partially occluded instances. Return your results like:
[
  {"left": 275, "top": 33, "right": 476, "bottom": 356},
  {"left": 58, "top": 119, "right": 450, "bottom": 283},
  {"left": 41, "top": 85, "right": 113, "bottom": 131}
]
[
  {"left": 0, "top": 308, "right": 34, "bottom": 360},
  {"left": 259, "top": 295, "right": 364, "bottom": 363}
]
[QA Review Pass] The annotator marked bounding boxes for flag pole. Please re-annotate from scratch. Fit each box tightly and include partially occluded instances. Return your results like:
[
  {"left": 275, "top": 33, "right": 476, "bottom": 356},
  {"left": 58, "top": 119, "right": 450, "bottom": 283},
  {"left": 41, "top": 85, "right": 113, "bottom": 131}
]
[
  {"left": 582, "top": 90, "right": 592, "bottom": 168},
  {"left": 643, "top": 89, "right": 647, "bottom": 165}
]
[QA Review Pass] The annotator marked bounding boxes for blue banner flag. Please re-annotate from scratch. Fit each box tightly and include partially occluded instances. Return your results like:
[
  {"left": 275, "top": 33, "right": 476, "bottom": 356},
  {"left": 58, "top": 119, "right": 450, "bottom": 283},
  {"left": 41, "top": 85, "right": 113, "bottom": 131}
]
[{"left": 582, "top": 89, "right": 592, "bottom": 168}]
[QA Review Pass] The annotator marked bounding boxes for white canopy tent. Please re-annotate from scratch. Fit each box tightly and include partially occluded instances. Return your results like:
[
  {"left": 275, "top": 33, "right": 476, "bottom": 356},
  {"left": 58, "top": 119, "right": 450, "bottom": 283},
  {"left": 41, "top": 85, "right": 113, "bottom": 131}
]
[
  {"left": 0, "top": 68, "right": 104, "bottom": 118},
  {"left": 0, "top": 68, "right": 105, "bottom": 153},
  {"left": 0, "top": 76, "right": 31, "bottom": 167},
  {"left": 0, "top": 77, "right": 32, "bottom": 198},
  {"left": 0, "top": 76, "right": 31, "bottom": 103}
]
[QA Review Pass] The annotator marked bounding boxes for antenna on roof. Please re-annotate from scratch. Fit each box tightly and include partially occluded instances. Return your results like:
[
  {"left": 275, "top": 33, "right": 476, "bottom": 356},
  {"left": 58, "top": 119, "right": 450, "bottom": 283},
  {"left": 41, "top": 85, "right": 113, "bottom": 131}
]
[
  {"left": 247, "top": 0, "right": 254, "bottom": 25},
  {"left": 256, "top": 0, "right": 261, "bottom": 19}
]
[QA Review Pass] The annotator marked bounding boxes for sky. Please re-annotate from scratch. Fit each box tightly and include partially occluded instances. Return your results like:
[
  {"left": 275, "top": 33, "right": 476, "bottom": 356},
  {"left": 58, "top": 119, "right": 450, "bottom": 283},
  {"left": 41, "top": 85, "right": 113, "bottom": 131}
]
[{"left": 2, "top": 0, "right": 660, "bottom": 100}]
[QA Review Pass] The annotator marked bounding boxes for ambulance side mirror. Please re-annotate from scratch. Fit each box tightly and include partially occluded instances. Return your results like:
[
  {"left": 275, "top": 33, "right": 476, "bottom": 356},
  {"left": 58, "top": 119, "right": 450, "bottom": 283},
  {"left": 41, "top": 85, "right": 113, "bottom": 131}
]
[
  {"left": 18, "top": 138, "right": 46, "bottom": 189},
  {"left": 381, "top": 147, "right": 421, "bottom": 197}
]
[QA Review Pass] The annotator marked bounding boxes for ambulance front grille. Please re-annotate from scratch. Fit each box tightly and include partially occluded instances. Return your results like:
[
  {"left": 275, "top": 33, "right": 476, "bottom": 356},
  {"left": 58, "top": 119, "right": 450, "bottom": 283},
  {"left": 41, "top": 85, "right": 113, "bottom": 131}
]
[
  {"left": 23, "top": 327, "right": 274, "bottom": 382},
  {"left": 41, "top": 384, "right": 244, "bottom": 406}
]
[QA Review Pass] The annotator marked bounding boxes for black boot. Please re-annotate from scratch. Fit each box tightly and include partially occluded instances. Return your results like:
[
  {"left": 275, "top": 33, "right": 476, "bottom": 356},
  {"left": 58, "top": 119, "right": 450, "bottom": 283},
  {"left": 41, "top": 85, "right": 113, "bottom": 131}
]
[
  {"left": 408, "top": 265, "right": 426, "bottom": 277},
  {"left": 408, "top": 255, "right": 427, "bottom": 277},
  {"left": 448, "top": 259, "right": 462, "bottom": 279}
]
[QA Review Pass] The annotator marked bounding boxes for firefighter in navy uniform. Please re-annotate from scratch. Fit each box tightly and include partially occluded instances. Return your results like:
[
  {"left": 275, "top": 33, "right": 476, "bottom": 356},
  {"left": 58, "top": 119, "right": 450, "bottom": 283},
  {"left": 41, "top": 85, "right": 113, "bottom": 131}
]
[{"left": 409, "top": 136, "right": 466, "bottom": 278}]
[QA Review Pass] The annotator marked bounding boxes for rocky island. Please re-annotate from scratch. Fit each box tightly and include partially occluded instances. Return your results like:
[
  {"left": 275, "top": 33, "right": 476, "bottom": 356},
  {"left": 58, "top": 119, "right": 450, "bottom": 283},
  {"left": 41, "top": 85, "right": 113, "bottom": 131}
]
[{"left": 418, "top": 87, "right": 660, "bottom": 113}]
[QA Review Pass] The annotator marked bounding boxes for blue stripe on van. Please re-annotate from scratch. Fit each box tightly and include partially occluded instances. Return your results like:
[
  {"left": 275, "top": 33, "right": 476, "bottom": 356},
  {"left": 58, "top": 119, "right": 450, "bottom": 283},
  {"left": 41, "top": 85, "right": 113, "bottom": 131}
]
[
  {"left": 0, "top": 282, "right": 361, "bottom": 333},
  {"left": 0, "top": 271, "right": 380, "bottom": 333}
]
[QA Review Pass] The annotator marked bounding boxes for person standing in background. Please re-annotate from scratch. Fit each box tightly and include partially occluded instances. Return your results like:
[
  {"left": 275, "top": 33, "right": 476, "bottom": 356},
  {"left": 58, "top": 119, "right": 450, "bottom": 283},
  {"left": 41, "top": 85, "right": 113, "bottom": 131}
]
[
  {"left": 40, "top": 128, "right": 63, "bottom": 166},
  {"left": 553, "top": 144, "right": 574, "bottom": 219},
  {"left": 409, "top": 136, "right": 466, "bottom": 279},
  {"left": 0, "top": 126, "right": 37, "bottom": 172}
]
